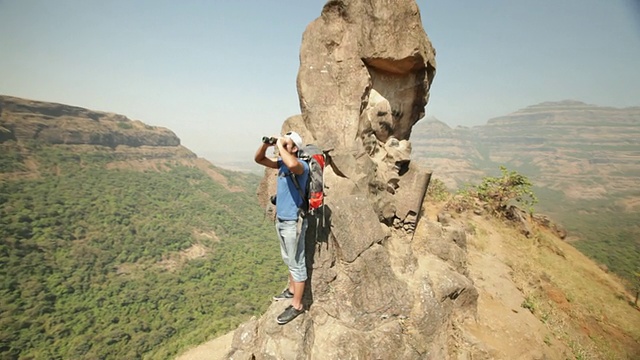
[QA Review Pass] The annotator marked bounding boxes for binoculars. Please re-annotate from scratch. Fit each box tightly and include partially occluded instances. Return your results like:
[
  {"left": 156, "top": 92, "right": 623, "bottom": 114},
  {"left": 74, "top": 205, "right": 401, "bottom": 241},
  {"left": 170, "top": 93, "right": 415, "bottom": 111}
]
[{"left": 262, "top": 136, "right": 277, "bottom": 145}]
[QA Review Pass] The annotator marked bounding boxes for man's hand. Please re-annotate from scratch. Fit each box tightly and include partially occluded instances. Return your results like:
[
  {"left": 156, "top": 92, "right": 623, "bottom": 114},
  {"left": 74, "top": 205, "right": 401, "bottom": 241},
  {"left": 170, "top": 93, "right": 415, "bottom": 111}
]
[
  {"left": 254, "top": 139, "right": 278, "bottom": 169},
  {"left": 278, "top": 137, "right": 304, "bottom": 175}
]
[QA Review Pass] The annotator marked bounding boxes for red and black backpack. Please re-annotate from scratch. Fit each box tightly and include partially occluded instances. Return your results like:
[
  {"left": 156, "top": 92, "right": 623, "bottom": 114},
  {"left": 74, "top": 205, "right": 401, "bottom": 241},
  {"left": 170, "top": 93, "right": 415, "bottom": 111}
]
[{"left": 291, "top": 144, "right": 326, "bottom": 217}]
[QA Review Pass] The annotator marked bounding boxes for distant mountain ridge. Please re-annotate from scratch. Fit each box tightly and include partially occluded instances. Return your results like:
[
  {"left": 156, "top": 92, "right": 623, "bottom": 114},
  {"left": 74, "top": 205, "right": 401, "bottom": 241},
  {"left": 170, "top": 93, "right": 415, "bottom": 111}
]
[
  {"left": 413, "top": 100, "right": 640, "bottom": 198},
  {"left": 0, "top": 95, "right": 182, "bottom": 148}
]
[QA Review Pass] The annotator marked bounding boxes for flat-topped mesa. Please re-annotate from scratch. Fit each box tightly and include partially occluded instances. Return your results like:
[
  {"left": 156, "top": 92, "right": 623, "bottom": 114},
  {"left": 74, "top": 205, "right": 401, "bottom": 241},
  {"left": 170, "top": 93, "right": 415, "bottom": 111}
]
[
  {"left": 0, "top": 95, "right": 181, "bottom": 148},
  {"left": 487, "top": 100, "right": 640, "bottom": 126}
]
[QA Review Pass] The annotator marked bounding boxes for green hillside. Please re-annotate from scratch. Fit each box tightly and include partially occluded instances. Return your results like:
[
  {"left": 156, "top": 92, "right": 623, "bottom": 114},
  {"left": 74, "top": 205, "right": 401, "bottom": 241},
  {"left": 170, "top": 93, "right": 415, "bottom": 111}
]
[
  {"left": 0, "top": 143, "right": 282, "bottom": 359},
  {"left": 533, "top": 187, "right": 640, "bottom": 283}
]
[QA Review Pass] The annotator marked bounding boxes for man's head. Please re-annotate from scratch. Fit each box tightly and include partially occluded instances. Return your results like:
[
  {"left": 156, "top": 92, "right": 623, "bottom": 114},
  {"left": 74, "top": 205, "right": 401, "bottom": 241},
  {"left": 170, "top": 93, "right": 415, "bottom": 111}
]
[{"left": 284, "top": 131, "right": 303, "bottom": 153}]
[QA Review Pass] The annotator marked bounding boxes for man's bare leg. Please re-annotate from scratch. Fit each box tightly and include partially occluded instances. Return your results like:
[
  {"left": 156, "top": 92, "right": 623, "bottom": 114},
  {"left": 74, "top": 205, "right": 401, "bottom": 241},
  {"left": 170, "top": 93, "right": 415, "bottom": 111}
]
[
  {"left": 288, "top": 274, "right": 294, "bottom": 294},
  {"left": 291, "top": 280, "right": 305, "bottom": 310}
]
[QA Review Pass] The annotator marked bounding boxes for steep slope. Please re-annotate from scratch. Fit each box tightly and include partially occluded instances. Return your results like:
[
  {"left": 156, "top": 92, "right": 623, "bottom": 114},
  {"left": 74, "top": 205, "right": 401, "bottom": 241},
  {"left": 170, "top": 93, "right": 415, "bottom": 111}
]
[
  {"left": 0, "top": 95, "right": 282, "bottom": 359},
  {"left": 412, "top": 100, "right": 640, "bottom": 285},
  {"left": 447, "top": 205, "right": 640, "bottom": 359}
]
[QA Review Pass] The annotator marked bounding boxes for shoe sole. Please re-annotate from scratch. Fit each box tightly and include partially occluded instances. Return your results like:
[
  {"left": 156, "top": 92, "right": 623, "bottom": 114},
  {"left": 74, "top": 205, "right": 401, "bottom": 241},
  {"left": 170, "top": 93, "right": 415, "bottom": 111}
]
[{"left": 276, "top": 316, "right": 301, "bottom": 325}]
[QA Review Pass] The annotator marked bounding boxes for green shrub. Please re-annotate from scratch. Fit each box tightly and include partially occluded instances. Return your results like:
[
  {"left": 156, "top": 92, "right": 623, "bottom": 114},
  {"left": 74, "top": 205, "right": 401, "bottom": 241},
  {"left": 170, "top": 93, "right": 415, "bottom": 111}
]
[
  {"left": 117, "top": 121, "right": 133, "bottom": 129},
  {"left": 476, "top": 166, "right": 537, "bottom": 213},
  {"left": 427, "top": 178, "right": 450, "bottom": 202},
  {"left": 445, "top": 186, "right": 477, "bottom": 213},
  {"left": 446, "top": 166, "right": 538, "bottom": 217}
]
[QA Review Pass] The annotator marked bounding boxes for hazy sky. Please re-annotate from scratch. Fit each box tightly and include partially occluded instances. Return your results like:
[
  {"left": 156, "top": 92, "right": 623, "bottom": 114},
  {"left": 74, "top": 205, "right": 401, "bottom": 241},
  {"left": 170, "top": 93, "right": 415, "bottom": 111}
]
[{"left": 1, "top": 1, "right": 639, "bottom": 164}]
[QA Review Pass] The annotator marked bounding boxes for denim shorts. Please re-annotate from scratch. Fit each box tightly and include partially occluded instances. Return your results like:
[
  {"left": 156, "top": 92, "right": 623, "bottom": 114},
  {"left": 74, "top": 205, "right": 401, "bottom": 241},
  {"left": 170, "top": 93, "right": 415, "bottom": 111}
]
[{"left": 275, "top": 217, "right": 308, "bottom": 283}]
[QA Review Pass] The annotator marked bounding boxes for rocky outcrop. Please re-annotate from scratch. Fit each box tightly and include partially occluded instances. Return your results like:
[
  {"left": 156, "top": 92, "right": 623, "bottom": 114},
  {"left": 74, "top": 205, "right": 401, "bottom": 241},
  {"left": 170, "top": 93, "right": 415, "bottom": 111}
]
[
  {"left": 293, "top": 0, "right": 436, "bottom": 232},
  {"left": 0, "top": 95, "right": 181, "bottom": 148},
  {"left": 296, "top": 0, "right": 435, "bottom": 151},
  {"left": 228, "top": 1, "right": 481, "bottom": 359}
]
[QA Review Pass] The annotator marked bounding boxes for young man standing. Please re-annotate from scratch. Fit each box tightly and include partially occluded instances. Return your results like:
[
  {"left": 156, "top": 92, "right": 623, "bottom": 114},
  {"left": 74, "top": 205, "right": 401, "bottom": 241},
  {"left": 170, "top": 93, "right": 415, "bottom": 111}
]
[{"left": 254, "top": 131, "right": 309, "bottom": 325}]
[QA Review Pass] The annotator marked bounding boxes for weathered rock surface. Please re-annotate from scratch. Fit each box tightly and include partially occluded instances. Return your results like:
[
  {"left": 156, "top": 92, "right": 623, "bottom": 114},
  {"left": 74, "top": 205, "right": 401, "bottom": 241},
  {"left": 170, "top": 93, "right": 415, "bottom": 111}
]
[
  {"left": 297, "top": 0, "right": 435, "bottom": 151},
  {"left": 227, "top": 1, "right": 485, "bottom": 359}
]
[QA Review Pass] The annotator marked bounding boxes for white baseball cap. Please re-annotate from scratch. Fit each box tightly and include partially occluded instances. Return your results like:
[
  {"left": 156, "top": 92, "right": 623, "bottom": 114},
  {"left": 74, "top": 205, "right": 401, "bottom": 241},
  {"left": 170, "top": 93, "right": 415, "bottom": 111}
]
[{"left": 285, "top": 131, "right": 303, "bottom": 149}]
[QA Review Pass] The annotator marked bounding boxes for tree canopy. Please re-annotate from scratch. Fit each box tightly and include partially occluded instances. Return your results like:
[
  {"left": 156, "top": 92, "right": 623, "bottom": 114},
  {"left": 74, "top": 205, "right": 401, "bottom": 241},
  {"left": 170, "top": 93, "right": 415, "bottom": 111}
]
[{"left": 1, "top": 144, "right": 283, "bottom": 359}]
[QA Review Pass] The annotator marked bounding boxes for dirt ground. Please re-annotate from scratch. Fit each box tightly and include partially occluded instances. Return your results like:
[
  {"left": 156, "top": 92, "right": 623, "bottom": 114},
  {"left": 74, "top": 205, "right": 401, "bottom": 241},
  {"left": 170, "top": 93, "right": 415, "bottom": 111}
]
[
  {"left": 454, "top": 216, "right": 573, "bottom": 359},
  {"left": 175, "top": 331, "right": 233, "bottom": 360}
]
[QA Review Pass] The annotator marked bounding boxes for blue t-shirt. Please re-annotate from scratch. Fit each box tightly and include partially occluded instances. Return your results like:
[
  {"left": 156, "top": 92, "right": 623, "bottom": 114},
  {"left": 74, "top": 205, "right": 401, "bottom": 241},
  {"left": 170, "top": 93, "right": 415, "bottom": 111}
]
[{"left": 276, "top": 159, "right": 310, "bottom": 221}]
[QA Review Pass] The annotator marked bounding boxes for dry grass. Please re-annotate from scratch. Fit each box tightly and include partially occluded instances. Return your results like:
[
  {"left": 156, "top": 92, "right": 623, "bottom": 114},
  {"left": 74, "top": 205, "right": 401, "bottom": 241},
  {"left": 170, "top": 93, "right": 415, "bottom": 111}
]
[
  {"left": 453, "top": 206, "right": 640, "bottom": 359},
  {"left": 488, "top": 218, "right": 640, "bottom": 359}
]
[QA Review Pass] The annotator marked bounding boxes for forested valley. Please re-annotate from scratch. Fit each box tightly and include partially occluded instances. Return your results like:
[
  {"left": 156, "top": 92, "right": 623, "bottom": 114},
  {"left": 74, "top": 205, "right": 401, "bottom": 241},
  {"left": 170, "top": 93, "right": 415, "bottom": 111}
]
[{"left": 0, "top": 143, "right": 283, "bottom": 359}]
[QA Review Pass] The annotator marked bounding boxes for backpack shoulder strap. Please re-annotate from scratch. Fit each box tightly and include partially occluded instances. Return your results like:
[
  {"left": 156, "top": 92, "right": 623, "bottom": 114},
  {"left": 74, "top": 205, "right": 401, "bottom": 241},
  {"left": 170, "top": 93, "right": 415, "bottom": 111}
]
[
  {"left": 291, "top": 157, "right": 310, "bottom": 216},
  {"left": 291, "top": 174, "right": 305, "bottom": 201},
  {"left": 291, "top": 175, "right": 307, "bottom": 217}
]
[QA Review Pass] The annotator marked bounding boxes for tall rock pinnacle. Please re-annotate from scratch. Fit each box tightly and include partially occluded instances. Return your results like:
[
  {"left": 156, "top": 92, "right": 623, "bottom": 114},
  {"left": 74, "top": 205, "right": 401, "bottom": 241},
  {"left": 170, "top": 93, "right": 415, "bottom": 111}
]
[{"left": 230, "top": 2, "right": 478, "bottom": 359}]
